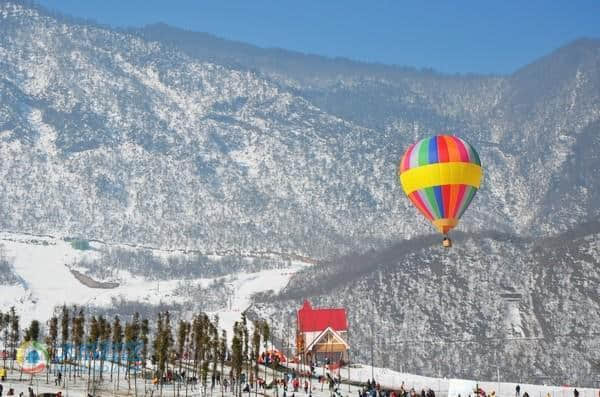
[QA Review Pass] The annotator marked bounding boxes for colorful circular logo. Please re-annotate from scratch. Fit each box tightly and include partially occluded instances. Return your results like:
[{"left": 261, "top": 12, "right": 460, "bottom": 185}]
[{"left": 16, "top": 341, "right": 49, "bottom": 374}]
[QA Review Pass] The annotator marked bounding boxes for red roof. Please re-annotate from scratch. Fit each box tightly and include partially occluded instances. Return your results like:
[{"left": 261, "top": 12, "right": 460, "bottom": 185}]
[{"left": 297, "top": 300, "right": 347, "bottom": 332}]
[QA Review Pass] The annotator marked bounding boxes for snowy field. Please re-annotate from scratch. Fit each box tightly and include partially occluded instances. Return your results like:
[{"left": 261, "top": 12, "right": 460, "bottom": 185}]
[
  {"left": 0, "top": 362, "right": 597, "bottom": 397},
  {"left": 284, "top": 363, "right": 599, "bottom": 397}
]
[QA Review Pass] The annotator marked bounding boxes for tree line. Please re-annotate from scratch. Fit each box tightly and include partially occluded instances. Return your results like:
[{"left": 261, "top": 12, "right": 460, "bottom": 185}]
[{"left": 0, "top": 306, "right": 272, "bottom": 397}]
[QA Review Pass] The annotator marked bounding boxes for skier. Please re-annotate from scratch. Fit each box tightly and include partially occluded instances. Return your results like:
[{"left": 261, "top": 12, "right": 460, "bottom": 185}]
[
  {"left": 574, "top": 389, "right": 579, "bottom": 397},
  {"left": 516, "top": 385, "right": 520, "bottom": 397}
]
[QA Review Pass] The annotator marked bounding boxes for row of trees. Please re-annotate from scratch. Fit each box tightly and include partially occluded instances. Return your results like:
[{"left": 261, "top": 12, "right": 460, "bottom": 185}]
[
  {"left": 0, "top": 307, "right": 20, "bottom": 371},
  {"left": 0, "top": 306, "right": 273, "bottom": 397}
]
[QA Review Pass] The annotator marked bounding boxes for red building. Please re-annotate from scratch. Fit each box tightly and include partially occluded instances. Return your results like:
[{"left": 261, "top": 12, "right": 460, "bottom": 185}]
[{"left": 296, "top": 300, "right": 349, "bottom": 365}]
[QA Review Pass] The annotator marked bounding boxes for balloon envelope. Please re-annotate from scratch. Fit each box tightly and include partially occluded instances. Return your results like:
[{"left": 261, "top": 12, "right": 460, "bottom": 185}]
[{"left": 398, "top": 135, "right": 482, "bottom": 234}]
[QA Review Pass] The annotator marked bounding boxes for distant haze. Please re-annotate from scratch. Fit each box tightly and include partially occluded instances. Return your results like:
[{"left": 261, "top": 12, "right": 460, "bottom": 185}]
[{"left": 35, "top": 0, "right": 600, "bottom": 74}]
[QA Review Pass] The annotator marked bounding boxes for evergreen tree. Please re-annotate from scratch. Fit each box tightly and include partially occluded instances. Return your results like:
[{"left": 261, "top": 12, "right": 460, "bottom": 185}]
[
  {"left": 155, "top": 311, "right": 173, "bottom": 397},
  {"left": 251, "top": 323, "right": 261, "bottom": 392},
  {"left": 140, "top": 318, "right": 150, "bottom": 393},
  {"left": 191, "top": 314, "right": 205, "bottom": 383},
  {"left": 153, "top": 312, "right": 164, "bottom": 383},
  {"left": 201, "top": 354, "right": 210, "bottom": 391},
  {"left": 24, "top": 320, "right": 40, "bottom": 342},
  {"left": 47, "top": 315, "right": 58, "bottom": 384},
  {"left": 121, "top": 312, "right": 141, "bottom": 393},
  {"left": 219, "top": 329, "right": 227, "bottom": 397},
  {"left": 131, "top": 312, "right": 141, "bottom": 396},
  {"left": 68, "top": 306, "right": 77, "bottom": 382},
  {"left": 205, "top": 321, "right": 217, "bottom": 389},
  {"left": 112, "top": 315, "right": 123, "bottom": 388},
  {"left": 124, "top": 322, "right": 134, "bottom": 390},
  {"left": 9, "top": 307, "right": 19, "bottom": 371},
  {"left": 73, "top": 308, "right": 85, "bottom": 380},
  {"left": 97, "top": 315, "right": 109, "bottom": 381},
  {"left": 87, "top": 316, "right": 100, "bottom": 394},
  {"left": 177, "top": 319, "right": 190, "bottom": 394},
  {"left": 231, "top": 321, "right": 243, "bottom": 397},
  {"left": 211, "top": 317, "right": 219, "bottom": 390},
  {"left": 241, "top": 313, "right": 249, "bottom": 392},
  {"left": 261, "top": 321, "right": 270, "bottom": 388},
  {"left": 1, "top": 311, "right": 9, "bottom": 370},
  {"left": 60, "top": 304, "right": 69, "bottom": 383}
]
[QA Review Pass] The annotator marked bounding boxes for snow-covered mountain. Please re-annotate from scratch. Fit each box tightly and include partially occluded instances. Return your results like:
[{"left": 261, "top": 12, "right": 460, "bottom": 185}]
[
  {"left": 252, "top": 223, "right": 600, "bottom": 386},
  {"left": 1, "top": 0, "right": 600, "bottom": 387},
  {"left": 2, "top": 1, "right": 599, "bottom": 255}
]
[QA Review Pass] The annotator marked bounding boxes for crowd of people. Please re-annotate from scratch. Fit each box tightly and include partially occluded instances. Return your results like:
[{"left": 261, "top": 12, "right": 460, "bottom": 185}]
[
  {"left": 0, "top": 384, "right": 39, "bottom": 397},
  {"left": 357, "top": 379, "right": 435, "bottom": 397}
]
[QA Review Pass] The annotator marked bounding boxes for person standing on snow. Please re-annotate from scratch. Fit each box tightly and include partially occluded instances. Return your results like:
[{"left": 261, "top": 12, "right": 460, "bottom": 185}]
[{"left": 516, "top": 385, "right": 521, "bottom": 397}]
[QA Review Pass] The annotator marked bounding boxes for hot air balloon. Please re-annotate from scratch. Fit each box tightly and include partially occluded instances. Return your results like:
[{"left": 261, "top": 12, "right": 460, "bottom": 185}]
[{"left": 398, "top": 135, "right": 482, "bottom": 247}]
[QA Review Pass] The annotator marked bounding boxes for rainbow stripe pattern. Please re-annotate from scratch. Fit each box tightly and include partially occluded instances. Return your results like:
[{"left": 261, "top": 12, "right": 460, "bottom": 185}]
[{"left": 398, "top": 135, "right": 482, "bottom": 234}]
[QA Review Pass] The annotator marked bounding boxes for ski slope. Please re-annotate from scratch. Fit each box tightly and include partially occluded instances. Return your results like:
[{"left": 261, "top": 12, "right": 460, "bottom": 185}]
[
  {"left": 208, "top": 261, "right": 307, "bottom": 338},
  {"left": 0, "top": 231, "right": 307, "bottom": 328},
  {"left": 0, "top": 232, "right": 189, "bottom": 324}
]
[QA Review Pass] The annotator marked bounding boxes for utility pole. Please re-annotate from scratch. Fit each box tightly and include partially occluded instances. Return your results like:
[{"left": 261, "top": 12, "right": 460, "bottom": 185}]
[
  {"left": 347, "top": 349, "right": 351, "bottom": 394},
  {"left": 328, "top": 336, "right": 333, "bottom": 397},
  {"left": 347, "top": 323, "right": 351, "bottom": 394},
  {"left": 269, "top": 317, "right": 278, "bottom": 397},
  {"left": 370, "top": 328, "right": 374, "bottom": 382},
  {"left": 474, "top": 298, "right": 479, "bottom": 397}
]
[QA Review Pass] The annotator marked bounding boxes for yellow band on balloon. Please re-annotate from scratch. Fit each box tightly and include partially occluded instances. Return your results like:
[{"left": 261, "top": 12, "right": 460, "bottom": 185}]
[
  {"left": 433, "top": 218, "right": 458, "bottom": 233},
  {"left": 400, "top": 162, "right": 482, "bottom": 195}
]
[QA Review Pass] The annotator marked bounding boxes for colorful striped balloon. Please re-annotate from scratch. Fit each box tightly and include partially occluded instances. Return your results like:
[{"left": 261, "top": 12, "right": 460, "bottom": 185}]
[{"left": 398, "top": 135, "right": 482, "bottom": 235}]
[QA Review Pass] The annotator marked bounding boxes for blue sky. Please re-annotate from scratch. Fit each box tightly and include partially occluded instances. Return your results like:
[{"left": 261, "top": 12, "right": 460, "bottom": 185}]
[{"left": 36, "top": 0, "right": 600, "bottom": 75}]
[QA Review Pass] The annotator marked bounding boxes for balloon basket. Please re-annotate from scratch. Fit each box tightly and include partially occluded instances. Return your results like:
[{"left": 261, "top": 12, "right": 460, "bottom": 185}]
[{"left": 442, "top": 237, "right": 452, "bottom": 248}]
